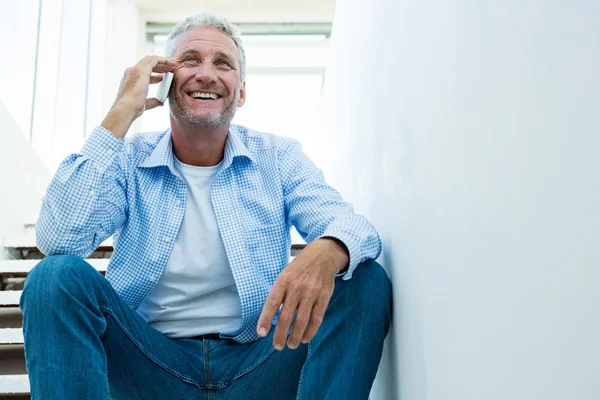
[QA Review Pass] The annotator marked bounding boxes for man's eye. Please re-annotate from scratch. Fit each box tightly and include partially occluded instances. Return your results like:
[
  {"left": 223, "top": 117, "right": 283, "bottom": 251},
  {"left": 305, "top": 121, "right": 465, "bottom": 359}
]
[
  {"left": 217, "top": 60, "right": 231, "bottom": 67},
  {"left": 184, "top": 57, "right": 199, "bottom": 65}
]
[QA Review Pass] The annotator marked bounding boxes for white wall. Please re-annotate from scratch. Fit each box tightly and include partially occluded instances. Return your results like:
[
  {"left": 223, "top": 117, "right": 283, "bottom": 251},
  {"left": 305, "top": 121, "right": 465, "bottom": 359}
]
[
  {"left": 321, "top": 1, "right": 600, "bottom": 399},
  {"left": 0, "top": 100, "right": 51, "bottom": 258}
]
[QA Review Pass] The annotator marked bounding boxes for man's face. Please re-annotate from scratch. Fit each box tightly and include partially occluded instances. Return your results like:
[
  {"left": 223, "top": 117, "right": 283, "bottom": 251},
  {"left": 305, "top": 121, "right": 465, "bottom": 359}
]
[{"left": 168, "top": 27, "right": 246, "bottom": 129}]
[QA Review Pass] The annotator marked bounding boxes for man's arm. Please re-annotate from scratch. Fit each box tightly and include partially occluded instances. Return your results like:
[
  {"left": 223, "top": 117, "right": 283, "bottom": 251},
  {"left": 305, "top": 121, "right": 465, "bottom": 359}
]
[
  {"left": 37, "top": 56, "right": 176, "bottom": 256},
  {"left": 280, "top": 139, "right": 382, "bottom": 275},
  {"left": 36, "top": 128, "right": 129, "bottom": 256},
  {"left": 102, "top": 56, "right": 176, "bottom": 139},
  {"left": 257, "top": 139, "right": 381, "bottom": 350}
]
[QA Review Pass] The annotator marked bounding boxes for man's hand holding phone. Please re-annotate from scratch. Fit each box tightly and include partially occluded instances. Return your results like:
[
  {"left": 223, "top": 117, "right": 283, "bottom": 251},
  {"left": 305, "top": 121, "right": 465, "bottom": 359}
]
[{"left": 102, "top": 56, "right": 177, "bottom": 139}]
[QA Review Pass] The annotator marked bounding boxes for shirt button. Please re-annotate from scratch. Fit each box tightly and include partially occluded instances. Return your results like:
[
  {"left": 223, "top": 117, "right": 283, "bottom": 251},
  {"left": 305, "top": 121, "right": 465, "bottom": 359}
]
[
  {"left": 89, "top": 190, "right": 95, "bottom": 197},
  {"left": 174, "top": 200, "right": 181, "bottom": 206},
  {"left": 164, "top": 237, "right": 171, "bottom": 243},
  {"left": 148, "top": 275, "right": 156, "bottom": 282},
  {"left": 107, "top": 149, "right": 114, "bottom": 155}
]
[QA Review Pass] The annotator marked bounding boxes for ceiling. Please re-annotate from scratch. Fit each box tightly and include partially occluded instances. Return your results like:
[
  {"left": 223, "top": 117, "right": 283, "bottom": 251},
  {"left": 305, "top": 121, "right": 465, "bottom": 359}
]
[{"left": 135, "top": 0, "right": 336, "bottom": 23}]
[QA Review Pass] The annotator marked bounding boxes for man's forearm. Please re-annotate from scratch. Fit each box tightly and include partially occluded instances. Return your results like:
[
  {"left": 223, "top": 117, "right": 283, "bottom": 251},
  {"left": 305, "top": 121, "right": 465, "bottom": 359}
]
[
  {"left": 101, "top": 55, "right": 177, "bottom": 139},
  {"left": 101, "top": 103, "right": 137, "bottom": 139}
]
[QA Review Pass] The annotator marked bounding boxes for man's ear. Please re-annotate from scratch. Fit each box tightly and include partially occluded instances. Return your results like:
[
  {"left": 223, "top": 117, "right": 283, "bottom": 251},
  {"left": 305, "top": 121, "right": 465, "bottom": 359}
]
[{"left": 237, "top": 81, "right": 246, "bottom": 107}]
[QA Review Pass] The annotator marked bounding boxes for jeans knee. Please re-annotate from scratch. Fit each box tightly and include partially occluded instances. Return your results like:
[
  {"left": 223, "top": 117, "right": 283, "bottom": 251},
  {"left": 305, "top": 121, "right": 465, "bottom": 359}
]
[
  {"left": 21, "top": 255, "right": 95, "bottom": 309},
  {"left": 26, "top": 255, "right": 88, "bottom": 284},
  {"left": 357, "top": 260, "right": 392, "bottom": 297},
  {"left": 352, "top": 261, "right": 393, "bottom": 318}
]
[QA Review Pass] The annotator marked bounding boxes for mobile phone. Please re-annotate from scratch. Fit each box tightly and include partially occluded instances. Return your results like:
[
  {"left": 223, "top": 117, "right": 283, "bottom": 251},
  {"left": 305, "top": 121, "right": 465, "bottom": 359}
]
[{"left": 156, "top": 72, "right": 173, "bottom": 103}]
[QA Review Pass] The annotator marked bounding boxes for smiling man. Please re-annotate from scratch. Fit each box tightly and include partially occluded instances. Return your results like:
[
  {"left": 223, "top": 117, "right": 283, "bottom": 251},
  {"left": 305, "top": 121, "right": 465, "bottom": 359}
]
[{"left": 20, "top": 12, "right": 392, "bottom": 400}]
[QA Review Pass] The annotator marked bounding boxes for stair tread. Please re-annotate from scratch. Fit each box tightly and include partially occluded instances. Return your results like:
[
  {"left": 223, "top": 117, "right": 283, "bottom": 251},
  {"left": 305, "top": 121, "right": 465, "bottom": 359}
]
[
  {"left": 0, "top": 259, "right": 109, "bottom": 277},
  {"left": 0, "top": 292, "right": 23, "bottom": 307},
  {"left": 0, "top": 328, "right": 23, "bottom": 345},
  {"left": 0, "top": 374, "right": 29, "bottom": 394},
  {"left": 3, "top": 234, "right": 114, "bottom": 249}
]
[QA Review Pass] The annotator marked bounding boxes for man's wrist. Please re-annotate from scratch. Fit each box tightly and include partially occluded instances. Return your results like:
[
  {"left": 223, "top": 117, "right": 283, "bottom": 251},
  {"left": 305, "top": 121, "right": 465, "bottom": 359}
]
[
  {"left": 320, "top": 237, "right": 350, "bottom": 274},
  {"left": 101, "top": 103, "right": 137, "bottom": 139}
]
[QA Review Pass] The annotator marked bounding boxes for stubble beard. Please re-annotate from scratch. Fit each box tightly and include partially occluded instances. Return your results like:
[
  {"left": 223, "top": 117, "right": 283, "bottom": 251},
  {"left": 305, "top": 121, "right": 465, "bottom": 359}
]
[{"left": 168, "top": 87, "right": 238, "bottom": 129}]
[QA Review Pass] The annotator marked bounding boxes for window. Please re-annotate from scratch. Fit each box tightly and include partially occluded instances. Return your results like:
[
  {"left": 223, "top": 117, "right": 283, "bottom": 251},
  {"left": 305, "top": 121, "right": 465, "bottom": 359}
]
[{"left": 1, "top": 0, "right": 108, "bottom": 173}]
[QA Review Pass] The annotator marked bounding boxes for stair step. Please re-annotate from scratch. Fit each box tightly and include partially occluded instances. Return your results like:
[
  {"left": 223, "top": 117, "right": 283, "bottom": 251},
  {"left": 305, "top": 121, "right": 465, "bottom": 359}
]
[
  {"left": 4, "top": 234, "right": 306, "bottom": 250},
  {"left": 0, "top": 328, "right": 23, "bottom": 345},
  {"left": 0, "top": 259, "right": 109, "bottom": 279},
  {"left": 0, "top": 375, "right": 29, "bottom": 395},
  {"left": 3, "top": 233, "right": 114, "bottom": 250},
  {"left": 0, "top": 292, "right": 21, "bottom": 308}
]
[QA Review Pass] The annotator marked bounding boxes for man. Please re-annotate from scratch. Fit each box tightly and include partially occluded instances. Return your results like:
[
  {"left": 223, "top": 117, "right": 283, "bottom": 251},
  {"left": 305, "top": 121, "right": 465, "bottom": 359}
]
[{"left": 21, "top": 12, "right": 392, "bottom": 400}]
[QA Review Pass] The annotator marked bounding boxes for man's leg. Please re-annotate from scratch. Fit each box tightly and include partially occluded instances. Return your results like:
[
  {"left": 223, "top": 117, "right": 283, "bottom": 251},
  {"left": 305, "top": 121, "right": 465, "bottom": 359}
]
[
  {"left": 296, "top": 260, "right": 392, "bottom": 399},
  {"left": 20, "top": 255, "right": 208, "bottom": 400},
  {"left": 212, "top": 260, "right": 392, "bottom": 400}
]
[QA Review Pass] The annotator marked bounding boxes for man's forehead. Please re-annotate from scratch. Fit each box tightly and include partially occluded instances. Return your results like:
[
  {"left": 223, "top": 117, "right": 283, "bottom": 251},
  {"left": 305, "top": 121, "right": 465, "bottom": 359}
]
[{"left": 174, "top": 27, "right": 238, "bottom": 56}]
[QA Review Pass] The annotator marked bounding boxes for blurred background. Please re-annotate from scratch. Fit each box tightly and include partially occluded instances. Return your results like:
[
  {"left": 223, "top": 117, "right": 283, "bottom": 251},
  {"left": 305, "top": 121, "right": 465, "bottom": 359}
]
[{"left": 1, "top": 0, "right": 600, "bottom": 399}]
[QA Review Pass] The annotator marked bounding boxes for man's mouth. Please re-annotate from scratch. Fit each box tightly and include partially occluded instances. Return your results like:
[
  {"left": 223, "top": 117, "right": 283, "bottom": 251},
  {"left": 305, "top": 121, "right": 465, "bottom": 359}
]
[{"left": 188, "top": 91, "right": 221, "bottom": 100}]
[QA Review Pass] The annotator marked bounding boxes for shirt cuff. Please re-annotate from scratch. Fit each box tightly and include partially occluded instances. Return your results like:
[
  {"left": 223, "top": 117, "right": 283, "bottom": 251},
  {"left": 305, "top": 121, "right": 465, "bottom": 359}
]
[
  {"left": 318, "top": 229, "right": 363, "bottom": 280},
  {"left": 80, "top": 126, "right": 125, "bottom": 171}
]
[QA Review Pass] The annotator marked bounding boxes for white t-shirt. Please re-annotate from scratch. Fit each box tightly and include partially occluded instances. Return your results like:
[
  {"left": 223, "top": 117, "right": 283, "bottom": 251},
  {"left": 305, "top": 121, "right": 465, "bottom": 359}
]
[{"left": 137, "top": 157, "right": 242, "bottom": 338}]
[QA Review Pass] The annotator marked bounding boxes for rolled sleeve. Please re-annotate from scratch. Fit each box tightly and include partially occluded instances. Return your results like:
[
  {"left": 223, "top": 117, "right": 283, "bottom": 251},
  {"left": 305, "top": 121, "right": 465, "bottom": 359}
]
[{"left": 321, "top": 219, "right": 382, "bottom": 280}]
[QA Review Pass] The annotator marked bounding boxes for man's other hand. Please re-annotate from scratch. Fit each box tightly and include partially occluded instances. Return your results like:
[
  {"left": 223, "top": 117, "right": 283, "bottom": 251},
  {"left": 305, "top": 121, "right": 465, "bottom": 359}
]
[
  {"left": 102, "top": 56, "right": 178, "bottom": 139},
  {"left": 256, "top": 238, "right": 350, "bottom": 350}
]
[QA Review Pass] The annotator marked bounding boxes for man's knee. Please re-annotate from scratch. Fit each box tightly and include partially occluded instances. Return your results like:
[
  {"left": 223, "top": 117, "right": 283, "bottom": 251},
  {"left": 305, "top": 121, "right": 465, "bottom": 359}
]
[
  {"left": 334, "top": 260, "right": 392, "bottom": 318},
  {"left": 26, "top": 255, "right": 94, "bottom": 284},
  {"left": 353, "top": 260, "right": 392, "bottom": 306},
  {"left": 21, "top": 255, "right": 97, "bottom": 309}
]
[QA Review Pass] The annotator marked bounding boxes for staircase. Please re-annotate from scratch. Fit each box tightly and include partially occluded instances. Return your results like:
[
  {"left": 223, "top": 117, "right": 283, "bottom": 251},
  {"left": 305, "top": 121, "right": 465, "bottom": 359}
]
[
  {"left": 0, "top": 222, "right": 305, "bottom": 398},
  {"left": 0, "top": 222, "right": 112, "bottom": 399}
]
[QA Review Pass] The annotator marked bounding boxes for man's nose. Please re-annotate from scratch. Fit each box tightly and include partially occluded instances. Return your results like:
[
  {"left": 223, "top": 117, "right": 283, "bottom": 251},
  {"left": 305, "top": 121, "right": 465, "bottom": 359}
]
[{"left": 193, "top": 63, "right": 217, "bottom": 83}]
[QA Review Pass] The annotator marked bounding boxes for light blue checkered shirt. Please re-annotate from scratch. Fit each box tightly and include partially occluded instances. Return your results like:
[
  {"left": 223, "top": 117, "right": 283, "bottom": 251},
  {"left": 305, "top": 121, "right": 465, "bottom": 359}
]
[{"left": 37, "top": 124, "right": 381, "bottom": 343}]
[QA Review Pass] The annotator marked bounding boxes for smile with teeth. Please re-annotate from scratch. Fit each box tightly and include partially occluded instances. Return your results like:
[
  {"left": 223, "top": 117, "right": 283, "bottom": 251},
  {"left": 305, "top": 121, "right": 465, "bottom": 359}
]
[{"left": 189, "top": 92, "right": 219, "bottom": 100}]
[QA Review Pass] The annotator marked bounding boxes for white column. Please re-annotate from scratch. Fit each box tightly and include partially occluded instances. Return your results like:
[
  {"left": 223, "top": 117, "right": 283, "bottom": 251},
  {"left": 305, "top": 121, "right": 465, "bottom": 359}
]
[
  {"left": 85, "top": 0, "right": 109, "bottom": 136},
  {"left": 30, "top": 0, "right": 64, "bottom": 170},
  {"left": 321, "top": 1, "right": 600, "bottom": 399},
  {"left": 52, "top": 0, "right": 92, "bottom": 167},
  {"left": 30, "top": 0, "right": 97, "bottom": 172}
]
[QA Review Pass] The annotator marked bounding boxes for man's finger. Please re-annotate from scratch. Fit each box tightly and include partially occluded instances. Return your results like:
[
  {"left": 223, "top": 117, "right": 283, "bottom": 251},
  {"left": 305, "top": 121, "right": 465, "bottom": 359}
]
[
  {"left": 273, "top": 293, "right": 300, "bottom": 351},
  {"left": 257, "top": 283, "right": 285, "bottom": 337},
  {"left": 286, "top": 298, "right": 312, "bottom": 349},
  {"left": 301, "top": 295, "right": 329, "bottom": 344},
  {"left": 149, "top": 73, "right": 164, "bottom": 84},
  {"left": 152, "top": 58, "right": 178, "bottom": 73},
  {"left": 139, "top": 55, "right": 177, "bottom": 72},
  {"left": 151, "top": 61, "right": 177, "bottom": 74},
  {"left": 145, "top": 98, "right": 164, "bottom": 110},
  {"left": 132, "top": 57, "right": 176, "bottom": 76}
]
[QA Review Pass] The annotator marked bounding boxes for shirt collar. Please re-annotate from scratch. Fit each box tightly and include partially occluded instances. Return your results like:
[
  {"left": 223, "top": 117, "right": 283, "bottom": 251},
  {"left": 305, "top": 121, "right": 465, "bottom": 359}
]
[
  {"left": 222, "top": 125, "right": 255, "bottom": 168},
  {"left": 139, "top": 127, "right": 255, "bottom": 173}
]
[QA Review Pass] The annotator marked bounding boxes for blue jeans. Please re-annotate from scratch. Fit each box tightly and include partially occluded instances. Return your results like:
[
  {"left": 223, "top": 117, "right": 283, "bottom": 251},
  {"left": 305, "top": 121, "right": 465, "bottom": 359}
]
[{"left": 20, "top": 255, "right": 392, "bottom": 399}]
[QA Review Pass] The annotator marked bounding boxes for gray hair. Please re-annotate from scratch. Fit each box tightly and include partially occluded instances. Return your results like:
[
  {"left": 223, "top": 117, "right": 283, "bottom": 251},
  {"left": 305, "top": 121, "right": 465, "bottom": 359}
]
[{"left": 165, "top": 12, "right": 246, "bottom": 82}]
